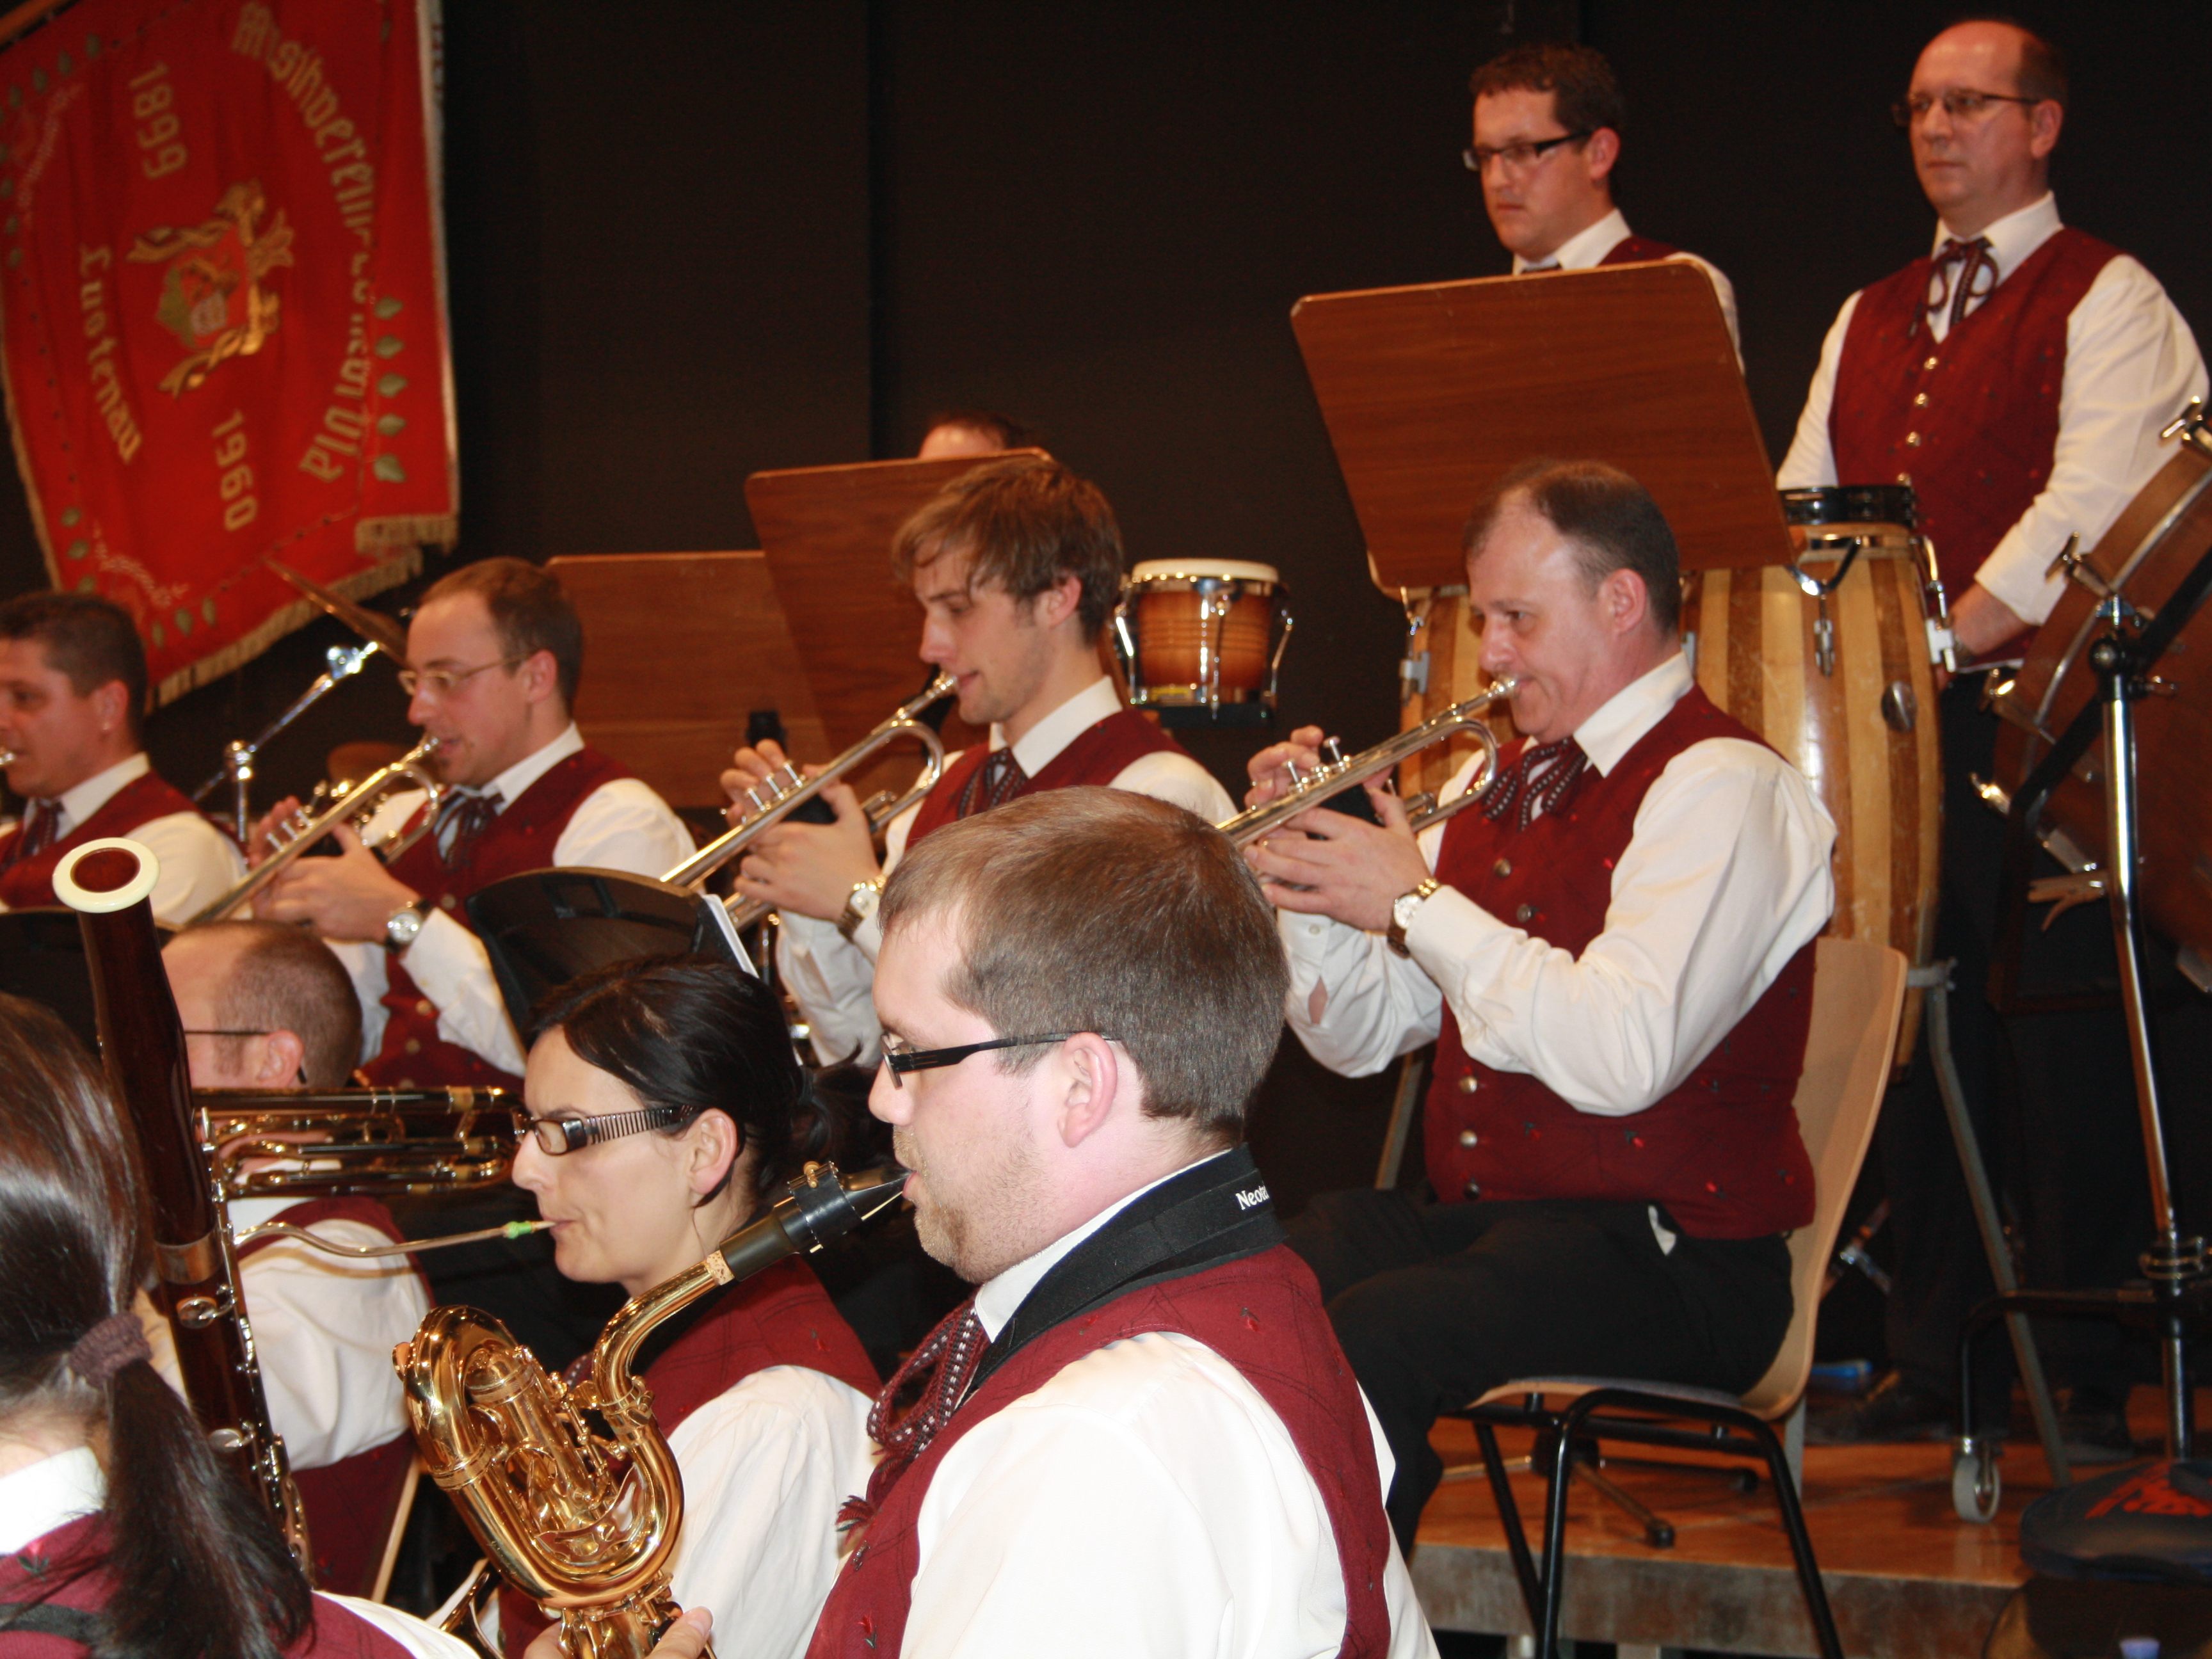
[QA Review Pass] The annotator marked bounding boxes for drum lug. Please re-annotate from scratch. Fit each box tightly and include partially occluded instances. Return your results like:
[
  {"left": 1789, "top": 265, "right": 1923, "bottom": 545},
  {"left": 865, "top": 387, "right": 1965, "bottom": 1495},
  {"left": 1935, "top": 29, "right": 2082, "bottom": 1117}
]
[
  {"left": 2161, "top": 396, "right": 2212, "bottom": 460},
  {"left": 1881, "top": 680, "right": 1918, "bottom": 733}
]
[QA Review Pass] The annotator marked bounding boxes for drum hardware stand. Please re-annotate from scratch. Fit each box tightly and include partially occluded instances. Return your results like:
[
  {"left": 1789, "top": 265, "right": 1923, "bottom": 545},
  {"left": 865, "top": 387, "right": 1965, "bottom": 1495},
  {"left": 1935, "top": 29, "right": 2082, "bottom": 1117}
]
[
  {"left": 1821, "top": 1199, "right": 1893, "bottom": 1299},
  {"left": 191, "top": 640, "right": 386, "bottom": 844},
  {"left": 1399, "top": 587, "right": 1433, "bottom": 701},
  {"left": 1953, "top": 537, "right": 2212, "bottom": 1519}
]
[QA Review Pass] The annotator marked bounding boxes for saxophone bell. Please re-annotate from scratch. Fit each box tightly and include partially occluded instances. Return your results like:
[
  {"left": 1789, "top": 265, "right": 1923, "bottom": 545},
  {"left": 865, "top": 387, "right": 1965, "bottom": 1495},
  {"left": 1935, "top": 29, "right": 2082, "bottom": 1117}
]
[{"left": 397, "top": 1162, "right": 908, "bottom": 1659}]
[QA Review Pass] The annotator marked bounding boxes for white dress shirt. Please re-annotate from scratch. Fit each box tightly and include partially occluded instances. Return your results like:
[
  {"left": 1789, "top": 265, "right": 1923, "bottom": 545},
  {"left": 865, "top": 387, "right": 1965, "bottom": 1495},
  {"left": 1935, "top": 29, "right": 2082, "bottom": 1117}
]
[
  {"left": 662, "top": 1365, "right": 876, "bottom": 1659},
  {"left": 0, "top": 1447, "right": 472, "bottom": 1658},
  {"left": 780, "top": 677, "right": 1233, "bottom": 1065},
  {"left": 138, "top": 1196, "right": 429, "bottom": 1471},
  {"left": 1514, "top": 206, "right": 1741, "bottom": 354},
  {"left": 901, "top": 1154, "right": 1439, "bottom": 1659},
  {"left": 1778, "top": 193, "right": 2207, "bottom": 627},
  {"left": 335, "top": 722, "right": 694, "bottom": 1074},
  {"left": 1284, "top": 655, "right": 1834, "bottom": 1116},
  {"left": 0, "top": 751, "right": 243, "bottom": 926}
]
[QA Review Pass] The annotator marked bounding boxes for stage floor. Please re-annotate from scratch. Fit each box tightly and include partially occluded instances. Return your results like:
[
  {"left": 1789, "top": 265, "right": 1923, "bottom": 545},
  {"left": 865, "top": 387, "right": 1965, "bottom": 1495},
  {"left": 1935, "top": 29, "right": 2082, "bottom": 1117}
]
[{"left": 1409, "top": 1387, "right": 2210, "bottom": 1657}]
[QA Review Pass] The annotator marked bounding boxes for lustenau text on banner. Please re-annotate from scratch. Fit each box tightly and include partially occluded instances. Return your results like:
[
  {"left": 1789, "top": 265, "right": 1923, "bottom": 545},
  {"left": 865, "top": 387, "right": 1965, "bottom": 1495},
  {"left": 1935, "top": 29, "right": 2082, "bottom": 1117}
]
[{"left": 0, "top": 0, "right": 456, "bottom": 704}]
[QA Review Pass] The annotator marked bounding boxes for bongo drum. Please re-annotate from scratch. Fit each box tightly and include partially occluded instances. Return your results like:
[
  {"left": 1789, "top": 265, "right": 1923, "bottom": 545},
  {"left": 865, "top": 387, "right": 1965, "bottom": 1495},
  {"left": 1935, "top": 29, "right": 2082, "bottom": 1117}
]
[{"left": 1112, "top": 559, "right": 1292, "bottom": 716}]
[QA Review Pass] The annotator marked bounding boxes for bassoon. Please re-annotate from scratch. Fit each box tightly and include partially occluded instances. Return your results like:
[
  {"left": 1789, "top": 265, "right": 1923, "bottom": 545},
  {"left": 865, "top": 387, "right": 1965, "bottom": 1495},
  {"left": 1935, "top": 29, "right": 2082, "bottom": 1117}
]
[{"left": 55, "top": 836, "right": 311, "bottom": 1568}]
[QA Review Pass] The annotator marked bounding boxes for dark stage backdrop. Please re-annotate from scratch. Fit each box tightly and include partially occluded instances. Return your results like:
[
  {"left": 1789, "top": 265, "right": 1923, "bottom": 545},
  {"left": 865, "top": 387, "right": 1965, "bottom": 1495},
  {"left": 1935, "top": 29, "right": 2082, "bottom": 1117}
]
[{"left": 4, "top": 0, "right": 2206, "bottom": 1207}]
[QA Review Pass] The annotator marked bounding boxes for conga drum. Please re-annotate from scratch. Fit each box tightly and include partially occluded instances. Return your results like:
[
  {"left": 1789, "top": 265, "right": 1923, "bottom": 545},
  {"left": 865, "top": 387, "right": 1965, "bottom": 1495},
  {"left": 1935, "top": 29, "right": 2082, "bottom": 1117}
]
[
  {"left": 1683, "top": 486, "right": 1948, "bottom": 1067},
  {"left": 1111, "top": 559, "right": 1292, "bottom": 716},
  {"left": 1990, "top": 415, "right": 2212, "bottom": 982}
]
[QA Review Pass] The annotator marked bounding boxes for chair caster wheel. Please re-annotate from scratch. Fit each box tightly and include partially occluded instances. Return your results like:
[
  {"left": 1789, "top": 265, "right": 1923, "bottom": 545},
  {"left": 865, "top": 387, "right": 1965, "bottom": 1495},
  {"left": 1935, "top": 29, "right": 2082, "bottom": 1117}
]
[{"left": 1952, "top": 1441, "right": 2000, "bottom": 1523}]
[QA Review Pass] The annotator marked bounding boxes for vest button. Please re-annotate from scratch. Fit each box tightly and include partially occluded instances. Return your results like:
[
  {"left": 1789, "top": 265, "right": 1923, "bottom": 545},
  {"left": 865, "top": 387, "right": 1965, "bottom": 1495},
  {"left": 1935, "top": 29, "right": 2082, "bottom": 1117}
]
[
  {"left": 1457, "top": 1074, "right": 1479, "bottom": 1094},
  {"left": 1922, "top": 355, "right": 1939, "bottom": 371},
  {"left": 415, "top": 999, "right": 435, "bottom": 1018},
  {"left": 439, "top": 894, "right": 458, "bottom": 910},
  {"left": 403, "top": 1038, "right": 422, "bottom": 1055},
  {"left": 1492, "top": 858, "right": 1512, "bottom": 878},
  {"left": 1897, "top": 472, "right": 1913, "bottom": 486},
  {"left": 1514, "top": 903, "right": 1535, "bottom": 924},
  {"left": 1462, "top": 1180, "right": 1482, "bottom": 1201},
  {"left": 1458, "top": 1128, "right": 1479, "bottom": 1147},
  {"left": 1905, "top": 431, "right": 1921, "bottom": 447},
  {"left": 1912, "top": 392, "right": 1929, "bottom": 408}
]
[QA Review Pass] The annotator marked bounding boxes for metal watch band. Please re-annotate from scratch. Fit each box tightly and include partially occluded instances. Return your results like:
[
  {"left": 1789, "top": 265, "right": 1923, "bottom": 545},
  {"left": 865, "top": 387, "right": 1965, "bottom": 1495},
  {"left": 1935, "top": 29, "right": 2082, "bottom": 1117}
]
[
  {"left": 837, "top": 876, "right": 886, "bottom": 943},
  {"left": 1386, "top": 876, "right": 1443, "bottom": 958}
]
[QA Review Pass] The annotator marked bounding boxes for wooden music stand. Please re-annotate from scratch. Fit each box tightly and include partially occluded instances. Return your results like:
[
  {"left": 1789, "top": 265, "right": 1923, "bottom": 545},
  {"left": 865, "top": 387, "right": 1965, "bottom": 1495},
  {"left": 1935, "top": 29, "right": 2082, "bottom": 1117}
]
[
  {"left": 549, "top": 551, "right": 821, "bottom": 812},
  {"left": 1290, "top": 261, "right": 1790, "bottom": 589},
  {"left": 747, "top": 451, "right": 1051, "bottom": 754}
]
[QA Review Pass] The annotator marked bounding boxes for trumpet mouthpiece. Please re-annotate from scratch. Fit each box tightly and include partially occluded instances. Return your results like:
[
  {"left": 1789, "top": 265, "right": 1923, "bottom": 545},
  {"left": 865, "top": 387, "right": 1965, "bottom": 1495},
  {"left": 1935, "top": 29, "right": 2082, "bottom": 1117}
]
[{"left": 0, "top": 748, "right": 16, "bottom": 765}]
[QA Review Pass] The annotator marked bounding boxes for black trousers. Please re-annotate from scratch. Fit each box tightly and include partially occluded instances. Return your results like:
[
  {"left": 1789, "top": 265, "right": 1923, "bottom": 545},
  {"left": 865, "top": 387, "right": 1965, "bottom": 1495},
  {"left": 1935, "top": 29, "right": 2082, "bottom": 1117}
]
[{"left": 1288, "top": 1189, "right": 1792, "bottom": 1549}]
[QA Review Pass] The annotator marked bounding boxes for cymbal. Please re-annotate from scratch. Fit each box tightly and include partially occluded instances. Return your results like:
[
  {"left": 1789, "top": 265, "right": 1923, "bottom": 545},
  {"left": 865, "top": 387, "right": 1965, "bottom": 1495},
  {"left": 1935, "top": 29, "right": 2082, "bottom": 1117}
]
[{"left": 269, "top": 561, "right": 410, "bottom": 660}]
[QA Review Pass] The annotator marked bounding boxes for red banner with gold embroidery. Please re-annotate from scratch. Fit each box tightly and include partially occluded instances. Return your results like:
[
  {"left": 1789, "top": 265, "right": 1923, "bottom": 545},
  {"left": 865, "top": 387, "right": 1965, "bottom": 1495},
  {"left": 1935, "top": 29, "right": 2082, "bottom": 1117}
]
[{"left": 0, "top": 0, "right": 454, "bottom": 703}]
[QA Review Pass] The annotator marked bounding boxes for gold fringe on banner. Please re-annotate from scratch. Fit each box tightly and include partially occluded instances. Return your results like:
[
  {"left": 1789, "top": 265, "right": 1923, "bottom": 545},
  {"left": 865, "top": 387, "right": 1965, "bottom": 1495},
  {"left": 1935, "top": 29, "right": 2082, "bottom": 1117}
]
[
  {"left": 356, "top": 512, "right": 458, "bottom": 552},
  {"left": 151, "top": 550, "right": 423, "bottom": 710}
]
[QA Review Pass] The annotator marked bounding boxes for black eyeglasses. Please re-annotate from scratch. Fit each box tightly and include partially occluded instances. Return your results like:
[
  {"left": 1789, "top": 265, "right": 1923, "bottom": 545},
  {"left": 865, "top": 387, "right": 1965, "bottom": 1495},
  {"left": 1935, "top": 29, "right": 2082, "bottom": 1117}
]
[
  {"left": 1891, "top": 89, "right": 2040, "bottom": 128},
  {"left": 879, "top": 1032, "right": 1117, "bottom": 1089},
  {"left": 1463, "top": 131, "right": 1589, "bottom": 175},
  {"left": 509, "top": 1103, "right": 690, "bottom": 1155}
]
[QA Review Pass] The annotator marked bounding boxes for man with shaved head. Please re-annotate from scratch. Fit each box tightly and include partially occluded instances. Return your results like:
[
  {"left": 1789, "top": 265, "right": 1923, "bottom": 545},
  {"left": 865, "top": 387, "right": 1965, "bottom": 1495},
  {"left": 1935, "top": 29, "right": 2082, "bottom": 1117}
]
[{"left": 1782, "top": 20, "right": 2205, "bottom": 1452}]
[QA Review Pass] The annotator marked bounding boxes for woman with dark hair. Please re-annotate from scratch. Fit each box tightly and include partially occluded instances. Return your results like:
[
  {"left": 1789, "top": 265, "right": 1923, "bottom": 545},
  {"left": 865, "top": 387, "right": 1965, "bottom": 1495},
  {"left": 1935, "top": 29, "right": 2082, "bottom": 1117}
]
[
  {"left": 497, "top": 955, "right": 884, "bottom": 1659},
  {"left": 0, "top": 992, "right": 469, "bottom": 1659}
]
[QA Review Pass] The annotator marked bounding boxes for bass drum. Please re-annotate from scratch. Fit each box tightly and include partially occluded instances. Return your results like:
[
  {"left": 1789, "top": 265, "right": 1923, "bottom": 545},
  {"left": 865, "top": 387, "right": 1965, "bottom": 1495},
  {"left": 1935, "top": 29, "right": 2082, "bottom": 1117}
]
[
  {"left": 1991, "top": 418, "right": 2212, "bottom": 980},
  {"left": 1683, "top": 486, "right": 1946, "bottom": 1068}
]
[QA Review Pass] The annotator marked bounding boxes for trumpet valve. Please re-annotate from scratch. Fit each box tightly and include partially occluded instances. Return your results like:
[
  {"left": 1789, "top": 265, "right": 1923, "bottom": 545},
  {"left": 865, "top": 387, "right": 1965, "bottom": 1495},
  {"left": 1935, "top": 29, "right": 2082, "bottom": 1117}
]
[
  {"left": 1284, "top": 759, "right": 1305, "bottom": 786},
  {"left": 1322, "top": 737, "right": 1345, "bottom": 765}
]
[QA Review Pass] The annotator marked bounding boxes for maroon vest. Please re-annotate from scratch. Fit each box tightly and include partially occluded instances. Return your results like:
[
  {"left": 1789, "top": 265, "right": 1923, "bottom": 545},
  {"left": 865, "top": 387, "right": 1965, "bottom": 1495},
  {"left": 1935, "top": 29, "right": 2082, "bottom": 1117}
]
[
  {"left": 903, "top": 709, "right": 1187, "bottom": 847},
  {"left": 808, "top": 1246, "right": 1395, "bottom": 1659},
  {"left": 1598, "top": 232, "right": 1682, "bottom": 265},
  {"left": 234, "top": 1196, "right": 427, "bottom": 1600},
  {"left": 0, "top": 1514, "right": 413, "bottom": 1656},
  {"left": 499, "top": 1257, "right": 881, "bottom": 1656},
  {"left": 364, "top": 748, "right": 632, "bottom": 1089},
  {"left": 0, "top": 769, "right": 207, "bottom": 910},
  {"left": 1425, "top": 686, "right": 1816, "bottom": 1240},
  {"left": 1830, "top": 225, "right": 2119, "bottom": 600}
]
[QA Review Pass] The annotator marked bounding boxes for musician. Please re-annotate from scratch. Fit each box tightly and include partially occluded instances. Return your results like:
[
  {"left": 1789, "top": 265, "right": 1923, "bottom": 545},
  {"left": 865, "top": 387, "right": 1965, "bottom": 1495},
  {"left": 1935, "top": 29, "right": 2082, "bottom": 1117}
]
[
  {"left": 0, "top": 993, "right": 472, "bottom": 1659},
  {"left": 154, "top": 919, "right": 431, "bottom": 1598},
  {"left": 1468, "top": 43, "right": 1739, "bottom": 350},
  {"left": 498, "top": 956, "right": 881, "bottom": 1659},
  {"left": 1243, "top": 460, "right": 1834, "bottom": 1545},
  {"left": 0, "top": 592, "right": 241, "bottom": 926},
  {"left": 255, "top": 557, "right": 693, "bottom": 1089},
  {"left": 725, "top": 456, "right": 1231, "bottom": 1066},
  {"left": 1778, "top": 20, "right": 2206, "bottom": 1450},
  {"left": 804, "top": 788, "right": 1431, "bottom": 1658},
  {"left": 915, "top": 409, "right": 1030, "bottom": 459}
]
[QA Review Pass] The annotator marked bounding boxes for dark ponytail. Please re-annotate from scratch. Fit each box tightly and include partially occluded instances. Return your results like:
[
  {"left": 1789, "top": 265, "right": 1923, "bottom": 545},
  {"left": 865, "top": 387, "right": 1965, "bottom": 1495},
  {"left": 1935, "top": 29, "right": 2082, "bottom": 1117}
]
[
  {"left": 0, "top": 995, "right": 312, "bottom": 1659},
  {"left": 536, "top": 956, "right": 890, "bottom": 1203}
]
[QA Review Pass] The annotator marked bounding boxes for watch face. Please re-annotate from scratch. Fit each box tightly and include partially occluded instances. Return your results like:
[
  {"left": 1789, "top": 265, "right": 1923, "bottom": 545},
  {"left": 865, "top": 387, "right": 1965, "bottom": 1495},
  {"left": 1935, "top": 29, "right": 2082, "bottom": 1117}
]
[{"left": 1393, "top": 892, "right": 1422, "bottom": 929}]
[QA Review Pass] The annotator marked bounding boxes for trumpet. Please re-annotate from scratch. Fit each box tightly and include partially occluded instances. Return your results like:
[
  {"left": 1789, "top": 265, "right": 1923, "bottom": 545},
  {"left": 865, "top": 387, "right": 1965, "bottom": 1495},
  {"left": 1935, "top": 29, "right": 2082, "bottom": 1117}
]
[
  {"left": 666, "top": 672, "right": 955, "bottom": 895},
  {"left": 1220, "top": 679, "right": 1520, "bottom": 845},
  {"left": 198, "top": 1084, "right": 515, "bottom": 1200},
  {"left": 189, "top": 735, "right": 447, "bottom": 925},
  {"left": 399, "top": 1162, "right": 909, "bottom": 1659}
]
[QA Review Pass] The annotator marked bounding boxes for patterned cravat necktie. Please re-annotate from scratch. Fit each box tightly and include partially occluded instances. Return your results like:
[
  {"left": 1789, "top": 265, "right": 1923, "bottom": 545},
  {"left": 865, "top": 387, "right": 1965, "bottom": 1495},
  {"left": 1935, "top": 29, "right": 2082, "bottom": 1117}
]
[
  {"left": 4, "top": 799, "right": 61, "bottom": 869},
  {"left": 1482, "top": 737, "right": 1589, "bottom": 832},
  {"left": 1925, "top": 236, "right": 1997, "bottom": 333},
  {"left": 956, "top": 747, "right": 1027, "bottom": 819},
  {"left": 839, "top": 1299, "right": 990, "bottom": 1528},
  {"left": 437, "top": 789, "right": 502, "bottom": 870}
]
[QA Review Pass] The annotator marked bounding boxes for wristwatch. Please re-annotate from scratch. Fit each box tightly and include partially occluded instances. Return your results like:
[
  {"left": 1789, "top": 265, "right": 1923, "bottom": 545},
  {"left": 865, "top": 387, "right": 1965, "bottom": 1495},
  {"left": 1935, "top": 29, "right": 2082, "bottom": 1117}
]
[
  {"left": 1386, "top": 877, "right": 1443, "bottom": 958},
  {"left": 836, "top": 876, "right": 886, "bottom": 942},
  {"left": 383, "top": 899, "right": 428, "bottom": 954}
]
